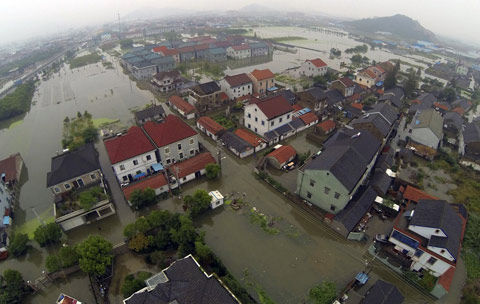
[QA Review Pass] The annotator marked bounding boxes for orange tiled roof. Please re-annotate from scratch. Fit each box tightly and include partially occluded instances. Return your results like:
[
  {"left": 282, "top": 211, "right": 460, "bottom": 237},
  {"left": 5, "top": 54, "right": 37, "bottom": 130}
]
[
  {"left": 308, "top": 58, "right": 327, "bottom": 68},
  {"left": 234, "top": 129, "right": 265, "bottom": 147},
  {"left": 402, "top": 185, "right": 438, "bottom": 203},
  {"left": 122, "top": 174, "right": 167, "bottom": 200},
  {"left": 197, "top": 116, "right": 225, "bottom": 135},
  {"left": 299, "top": 112, "right": 318, "bottom": 125},
  {"left": 267, "top": 145, "right": 296, "bottom": 164},
  {"left": 250, "top": 69, "right": 275, "bottom": 81}
]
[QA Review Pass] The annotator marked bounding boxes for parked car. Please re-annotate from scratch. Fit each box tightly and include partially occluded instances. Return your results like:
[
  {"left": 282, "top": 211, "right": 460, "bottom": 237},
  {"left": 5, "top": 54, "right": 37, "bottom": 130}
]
[{"left": 282, "top": 161, "right": 295, "bottom": 171}]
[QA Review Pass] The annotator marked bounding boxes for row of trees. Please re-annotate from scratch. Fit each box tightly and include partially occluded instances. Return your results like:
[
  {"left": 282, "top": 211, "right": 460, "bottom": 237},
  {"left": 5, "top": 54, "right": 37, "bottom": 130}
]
[
  {"left": 8, "top": 223, "right": 63, "bottom": 258},
  {"left": 345, "top": 44, "right": 368, "bottom": 54},
  {"left": 0, "top": 81, "right": 35, "bottom": 121}
]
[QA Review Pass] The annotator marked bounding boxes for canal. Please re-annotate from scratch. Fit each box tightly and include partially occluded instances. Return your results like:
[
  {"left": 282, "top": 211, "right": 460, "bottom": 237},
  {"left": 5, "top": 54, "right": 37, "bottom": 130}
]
[{"left": 0, "top": 28, "right": 462, "bottom": 303}]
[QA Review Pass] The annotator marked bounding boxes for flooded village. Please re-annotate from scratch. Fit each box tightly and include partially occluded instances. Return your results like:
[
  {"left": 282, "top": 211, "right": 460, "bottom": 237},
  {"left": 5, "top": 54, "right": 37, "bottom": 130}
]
[{"left": 0, "top": 10, "right": 480, "bottom": 304}]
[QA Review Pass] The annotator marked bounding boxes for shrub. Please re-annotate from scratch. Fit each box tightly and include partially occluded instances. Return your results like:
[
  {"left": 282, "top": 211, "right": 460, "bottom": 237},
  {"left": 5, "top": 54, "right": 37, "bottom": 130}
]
[
  {"left": 8, "top": 233, "right": 29, "bottom": 257},
  {"left": 34, "top": 223, "right": 62, "bottom": 247}
]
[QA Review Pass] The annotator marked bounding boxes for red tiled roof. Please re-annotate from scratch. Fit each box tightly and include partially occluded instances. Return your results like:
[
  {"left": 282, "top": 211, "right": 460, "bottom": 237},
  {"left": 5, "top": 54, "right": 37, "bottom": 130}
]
[
  {"left": 178, "top": 46, "right": 195, "bottom": 53},
  {"left": 364, "top": 69, "right": 377, "bottom": 79},
  {"left": 351, "top": 102, "right": 363, "bottom": 110},
  {"left": 152, "top": 46, "right": 179, "bottom": 56},
  {"left": 338, "top": 77, "right": 355, "bottom": 87},
  {"left": 214, "top": 41, "right": 231, "bottom": 48},
  {"left": 189, "top": 35, "right": 211, "bottom": 42},
  {"left": 452, "top": 107, "right": 465, "bottom": 115},
  {"left": 373, "top": 65, "right": 385, "bottom": 73},
  {"left": 224, "top": 73, "right": 252, "bottom": 87},
  {"left": 219, "top": 92, "right": 229, "bottom": 102},
  {"left": 317, "top": 119, "right": 336, "bottom": 132},
  {"left": 197, "top": 116, "right": 225, "bottom": 135},
  {"left": 143, "top": 115, "right": 197, "bottom": 148},
  {"left": 308, "top": 58, "right": 327, "bottom": 68},
  {"left": 169, "top": 152, "right": 216, "bottom": 178},
  {"left": 122, "top": 174, "right": 167, "bottom": 200},
  {"left": 169, "top": 96, "right": 195, "bottom": 114},
  {"left": 234, "top": 129, "right": 265, "bottom": 147},
  {"left": 0, "top": 154, "right": 20, "bottom": 183},
  {"left": 194, "top": 43, "right": 210, "bottom": 51},
  {"left": 299, "top": 112, "right": 318, "bottom": 125},
  {"left": 250, "top": 69, "right": 275, "bottom": 81},
  {"left": 292, "top": 104, "right": 303, "bottom": 112},
  {"left": 232, "top": 44, "right": 250, "bottom": 51},
  {"left": 402, "top": 185, "right": 438, "bottom": 203},
  {"left": 434, "top": 102, "right": 450, "bottom": 111},
  {"left": 105, "top": 126, "right": 155, "bottom": 164},
  {"left": 255, "top": 95, "right": 293, "bottom": 120},
  {"left": 267, "top": 145, "right": 296, "bottom": 164},
  {"left": 438, "top": 266, "right": 456, "bottom": 291}
]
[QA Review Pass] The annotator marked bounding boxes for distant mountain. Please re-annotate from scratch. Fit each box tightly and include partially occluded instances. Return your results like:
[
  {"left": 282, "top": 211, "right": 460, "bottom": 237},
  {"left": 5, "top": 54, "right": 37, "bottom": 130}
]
[
  {"left": 123, "top": 7, "right": 196, "bottom": 20},
  {"left": 237, "top": 4, "right": 282, "bottom": 16},
  {"left": 344, "top": 14, "right": 436, "bottom": 42}
]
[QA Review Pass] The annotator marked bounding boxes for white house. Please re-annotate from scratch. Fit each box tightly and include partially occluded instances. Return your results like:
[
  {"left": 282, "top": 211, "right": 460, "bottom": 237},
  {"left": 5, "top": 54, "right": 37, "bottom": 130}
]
[
  {"left": 226, "top": 45, "right": 251, "bottom": 59},
  {"left": 388, "top": 199, "right": 465, "bottom": 277},
  {"left": 219, "top": 73, "right": 253, "bottom": 100},
  {"left": 299, "top": 58, "right": 328, "bottom": 77},
  {"left": 208, "top": 190, "right": 224, "bottom": 209},
  {"left": 104, "top": 126, "right": 158, "bottom": 183},
  {"left": 244, "top": 95, "right": 294, "bottom": 136}
]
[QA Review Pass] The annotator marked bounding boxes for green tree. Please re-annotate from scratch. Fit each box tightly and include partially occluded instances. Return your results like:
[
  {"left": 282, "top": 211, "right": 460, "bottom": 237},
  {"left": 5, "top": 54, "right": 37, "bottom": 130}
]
[
  {"left": 309, "top": 280, "right": 337, "bottom": 304},
  {"left": 76, "top": 235, "right": 113, "bottom": 276},
  {"left": 128, "top": 233, "right": 152, "bottom": 252},
  {"left": 82, "top": 126, "right": 98, "bottom": 143},
  {"left": 34, "top": 223, "right": 62, "bottom": 247},
  {"left": 205, "top": 163, "right": 221, "bottom": 179},
  {"left": 184, "top": 189, "right": 212, "bottom": 218},
  {"left": 130, "top": 188, "right": 156, "bottom": 210},
  {"left": 135, "top": 217, "right": 152, "bottom": 234},
  {"left": 440, "top": 87, "right": 457, "bottom": 102},
  {"left": 170, "top": 215, "right": 198, "bottom": 256},
  {"left": 0, "top": 269, "right": 31, "bottom": 303},
  {"left": 123, "top": 223, "right": 137, "bottom": 239},
  {"left": 404, "top": 70, "right": 418, "bottom": 97},
  {"left": 45, "top": 255, "right": 62, "bottom": 273},
  {"left": 8, "top": 233, "right": 29, "bottom": 257},
  {"left": 121, "top": 274, "right": 146, "bottom": 298},
  {"left": 58, "top": 246, "right": 79, "bottom": 268}
]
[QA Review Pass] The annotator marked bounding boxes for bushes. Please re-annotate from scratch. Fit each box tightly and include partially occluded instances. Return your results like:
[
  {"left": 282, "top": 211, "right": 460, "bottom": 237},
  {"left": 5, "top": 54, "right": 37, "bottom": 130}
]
[
  {"left": 45, "top": 246, "right": 79, "bottom": 273},
  {"left": 121, "top": 272, "right": 153, "bottom": 298},
  {"left": 0, "top": 81, "right": 35, "bottom": 121},
  {"left": 205, "top": 163, "right": 221, "bottom": 180},
  {"left": 183, "top": 189, "right": 212, "bottom": 219},
  {"left": 309, "top": 280, "right": 337, "bottom": 304},
  {"left": 76, "top": 235, "right": 113, "bottom": 276},
  {"left": 8, "top": 233, "right": 29, "bottom": 257},
  {"left": 0, "top": 269, "right": 31, "bottom": 303},
  {"left": 256, "top": 172, "right": 287, "bottom": 193},
  {"left": 34, "top": 223, "right": 62, "bottom": 247},
  {"left": 130, "top": 188, "right": 156, "bottom": 210}
]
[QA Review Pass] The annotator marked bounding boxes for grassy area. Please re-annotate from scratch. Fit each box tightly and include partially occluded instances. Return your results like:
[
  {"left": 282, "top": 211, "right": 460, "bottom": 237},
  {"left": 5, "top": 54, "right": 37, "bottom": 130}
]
[
  {"left": 213, "top": 114, "right": 236, "bottom": 130},
  {"left": 62, "top": 111, "right": 98, "bottom": 150},
  {"left": 69, "top": 52, "right": 102, "bottom": 69},
  {"left": 0, "top": 81, "right": 35, "bottom": 121},
  {"left": 92, "top": 117, "right": 119, "bottom": 128},
  {"left": 249, "top": 207, "right": 280, "bottom": 235},
  {"left": 15, "top": 207, "right": 55, "bottom": 239},
  {"left": 8, "top": 119, "right": 23, "bottom": 129},
  {"left": 269, "top": 36, "right": 307, "bottom": 42}
]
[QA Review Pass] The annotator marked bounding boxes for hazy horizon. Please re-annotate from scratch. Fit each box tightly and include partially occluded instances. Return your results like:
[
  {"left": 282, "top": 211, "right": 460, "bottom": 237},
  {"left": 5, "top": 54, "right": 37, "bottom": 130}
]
[{"left": 1, "top": 0, "right": 480, "bottom": 47}]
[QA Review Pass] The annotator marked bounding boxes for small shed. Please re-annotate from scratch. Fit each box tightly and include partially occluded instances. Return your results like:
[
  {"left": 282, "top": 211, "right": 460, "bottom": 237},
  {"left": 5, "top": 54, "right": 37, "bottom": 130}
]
[{"left": 208, "top": 190, "right": 224, "bottom": 209}]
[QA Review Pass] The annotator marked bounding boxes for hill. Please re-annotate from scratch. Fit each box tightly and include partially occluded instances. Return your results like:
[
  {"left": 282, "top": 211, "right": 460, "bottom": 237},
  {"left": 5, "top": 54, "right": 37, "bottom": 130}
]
[{"left": 344, "top": 14, "right": 436, "bottom": 42}]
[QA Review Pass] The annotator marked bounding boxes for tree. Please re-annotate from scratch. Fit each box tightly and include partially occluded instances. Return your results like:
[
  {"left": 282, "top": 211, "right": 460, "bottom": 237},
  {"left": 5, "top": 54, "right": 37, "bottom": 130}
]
[
  {"left": 135, "top": 217, "right": 152, "bottom": 234},
  {"left": 128, "top": 233, "right": 152, "bottom": 252},
  {"left": 46, "top": 255, "right": 62, "bottom": 273},
  {"left": 0, "top": 269, "right": 31, "bottom": 303},
  {"left": 184, "top": 189, "right": 212, "bottom": 218},
  {"left": 34, "top": 223, "right": 62, "bottom": 247},
  {"left": 58, "top": 246, "right": 79, "bottom": 268},
  {"left": 123, "top": 223, "right": 137, "bottom": 239},
  {"left": 440, "top": 87, "right": 457, "bottom": 102},
  {"left": 130, "top": 188, "right": 156, "bottom": 210},
  {"left": 309, "top": 280, "right": 337, "bottom": 304},
  {"left": 82, "top": 126, "right": 98, "bottom": 143},
  {"left": 8, "top": 233, "right": 29, "bottom": 257},
  {"left": 205, "top": 163, "right": 221, "bottom": 179},
  {"left": 121, "top": 274, "right": 146, "bottom": 298},
  {"left": 404, "top": 70, "right": 418, "bottom": 98},
  {"left": 170, "top": 215, "right": 198, "bottom": 256},
  {"left": 76, "top": 235, "right": 113, "bottom": 276}
]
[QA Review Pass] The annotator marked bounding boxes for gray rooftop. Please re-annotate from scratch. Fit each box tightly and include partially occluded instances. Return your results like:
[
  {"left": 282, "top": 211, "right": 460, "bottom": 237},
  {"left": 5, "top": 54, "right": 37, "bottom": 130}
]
[
  {"left": 220, "top": 132, "right": 252, "bottom": 153},
  {"left": 363, "top": 280, "right": 404, "bottom": 304},
  {"left": 412, "top": 109, "right": 444, "bottom": 140},
  {"left": 334, "top": 186, "right": 377, "bottom": 233}
]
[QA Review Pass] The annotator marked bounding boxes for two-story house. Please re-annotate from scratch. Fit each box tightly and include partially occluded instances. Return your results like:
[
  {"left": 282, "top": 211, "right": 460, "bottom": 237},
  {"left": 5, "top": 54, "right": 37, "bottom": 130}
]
[
  {"left": 331, "top": 77, "right": 355, "bottom": 97},
  {"left": 46, "top": 143, "right": 102, "bottom": 195},
  {"left": 105, "top": 126, "right": 158, "bottom": 183},
  {"left": 143, "top": 115, "right": 199, "bottom": 166},
  {"left": 408, "top": 109, "right": 444, "bottom": 154},
  {"left": 297, "top": 128, "right": 381, "bottom": 214},
  {"left": 389, "top": 199, "right": 466, "bottom": 278},
  {"left": 299, "top": 58, "right": 328, "bottom": 77},
  {"left": 151, "top": 70, "right": 184, "bottom": 93},
  {"left": 151, "top": 56, "right": 176, "bottom": 73},
  {"left": 350, "top": 103, "right": 399, "bottom": 142},
  {"left": 355, "top": 69, "right": 377, "bottom": 88},
  {"left": 152, "top": 46, "right": 180, "bottom": 63},
  {"left": 134, "top": 105, "right": 166, "bottom": 126},
  {"left": 249, "top": 42, "right": 269, "bottom": 57},
  {"left": 188, "top": 81, "right": 222, "bottom": 106},
  {"left": 244, "top": 95, "right": 294, "bottom": 136},
  {"left": 219, "top": 73, "right": 253, "bottom": 100},
  {"left": 248, "top": 69, "right": 275, "bottom": 95},
  {"left": 226, "top": 45, "right": 251, "bottom": 59}
]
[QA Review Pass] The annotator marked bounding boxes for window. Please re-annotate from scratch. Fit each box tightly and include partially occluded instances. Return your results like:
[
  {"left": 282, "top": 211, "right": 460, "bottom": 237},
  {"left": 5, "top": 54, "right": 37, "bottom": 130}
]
[
  {"left": 279, "top": 117, "right": 283, "bottom": 123},
  {"left": 177, "top": 143, "right": 182, "bottom": 150},
  {"left": 414, "top": 249, "right": 423, "bottom": 257},
  {"left": 287, "top": 114, "right": 290, "bottom": 119},
  {"left": 254, "top": 127, "right": 257, "bottom": 132},
  {"left": 136, "top": 170, "right": 141, "bottom": 175},
  {"left": 54, "top": 187, "right": 61, "bottom": 193},
  {"left": 190, "top": 149, "right": 195, "bottom": 155},
  {"left": 248, "top": 123, "right": 251, "bottom": 129},
  {"left": 133, "top": 159, "right": 138, "bottom": 165},
  {"left": 190, "top": 138, "right": 194, "bottom": 145},
  {"left": 307, "top": 191, "right": 312, "bottom": 199},
  {"left": 334, "top": 192, "right": 340, "bottom": 199},
  {"left": 248, "top": 113, "right": 251, "bottom": 118},
  {"left": 309, "top": 179, "right": 315, "bottom": 187},
  {"left": 271, "top": 121, "right": 274, "bottom": 126},
  {"left": 165, "top": 147, "right": 170, "bottom": 154},
  {"left": 122, "top": 176, "right": 128, "bottom": 181},
  {"left": 120, "top": 164, "right": 125, "bottom": 171},
  {"left": 330, "top": 205, "right": 336, "bottom": 211},
  {"left": 90, "top": 174, "right": 96, "bottom": 180},
  {"left": 146, "top": 155, "right": 152, "bottom": 161},
  {"left": 427, "top": 257, "right": 437, "bottom": 265},
  {"left": 64, "top": 183, "right": 71, "bottom": 190},
  {"left": 261, "top": 121, "right": 265, "bottom": 126},
  {"left": 324, "top": 187, "right": 330, "bottom": 194},
  {"left": 179, "top": 153, "right": 184, "bottom": 159},
  {"left": 255, "top": 117, "right": 258, "bottom": 122},
  {"left": 166, "top": 159, "right": 171, "bottom": 164}
]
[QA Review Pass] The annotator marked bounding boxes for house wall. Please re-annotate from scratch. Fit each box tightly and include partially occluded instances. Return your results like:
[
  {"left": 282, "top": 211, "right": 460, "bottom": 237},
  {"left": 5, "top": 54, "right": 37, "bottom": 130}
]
[
  {"left": 226, "top": 47, "right": 251, "bottom": 59},
  {"left": 249, "top": 75, "right": 275, "bottom": 95},
  {"left": 152, "top": 75, "right": 181, "bottom": 92},
  {"left": 296, "top": 168, "right": 350, "bottom": 214},
  {"left": 197, "top": 122, "right": 221, "bottom": 140},
  {"left": 178, "top": 168, "right": 207, "bottom": 185},
  {"left": 299, "top": 61, "right": 328, "bottom": 77},
  {"left": 251, "top": 47, "right": 268, "bottom": 57},
  {"left": 219, "top": 79, "right": 253, "bottom": 100},
  {"left": 157, "top": 62, "right": 175, "bottom": 73},
  {"left": 244, "top": 104, "right": 293, "bottom": 136},
  {"left": 50, "top": 169, "right": 102, "bottom": 194},
  {"left": 158, "top": 135, "right": 199, "bottom": 166},
  {"left": 133, "top": 65, "right": 157, "bottom": 80},
  {"left": 189, "top": 90, "right": 220, "bottom": 106},
  {"left": 411, "top": 128, "right": 440, "bottom": 149},
  {"left": 112, "top": 151, "right": 157, "bottom": 182},
  {"left": 355, "top": 73, "right": 375, "bottom": 88}
]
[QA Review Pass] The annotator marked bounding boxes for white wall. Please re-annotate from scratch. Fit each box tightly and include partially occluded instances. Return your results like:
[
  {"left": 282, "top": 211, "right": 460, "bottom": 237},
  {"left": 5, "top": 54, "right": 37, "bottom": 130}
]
[
  {"left": 409, "top": 225, "right": 447, "bottom": 239},
  {"left": 299, "top": 61, "right": 327, "bottom": 77},
  {"left": 112, "top": 151, "right": 157, "bottom": 182},
  {"left": 244, "top": 103, "right": 293, "bottom": 136}
]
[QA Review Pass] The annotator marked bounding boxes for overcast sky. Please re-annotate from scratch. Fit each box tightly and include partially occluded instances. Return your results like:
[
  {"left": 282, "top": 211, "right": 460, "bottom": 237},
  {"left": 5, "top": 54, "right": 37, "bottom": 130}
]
[{"left": 1, "top": 0, "right": 479, "bottom": 46}]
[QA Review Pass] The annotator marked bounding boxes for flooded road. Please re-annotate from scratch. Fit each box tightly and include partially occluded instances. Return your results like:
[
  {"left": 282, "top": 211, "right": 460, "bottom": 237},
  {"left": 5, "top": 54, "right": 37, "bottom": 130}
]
[{"left": 0, "top": 28, "right": 463, "bottom": 303}]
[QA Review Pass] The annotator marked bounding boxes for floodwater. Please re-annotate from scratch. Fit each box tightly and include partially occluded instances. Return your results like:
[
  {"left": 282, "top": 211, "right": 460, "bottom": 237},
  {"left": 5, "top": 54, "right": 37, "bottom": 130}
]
[{"left": 0, "top": 27, "right": 463, "bottom": 304}]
